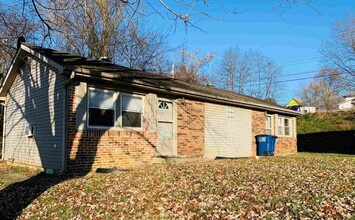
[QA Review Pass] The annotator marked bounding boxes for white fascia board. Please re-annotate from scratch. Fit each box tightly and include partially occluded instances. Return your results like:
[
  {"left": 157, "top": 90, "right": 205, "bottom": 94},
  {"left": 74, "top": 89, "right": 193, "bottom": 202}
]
[
  {"left": 21, "top": 44, "right": 64, "bottom": 73},
  {"left": 0, "top": 44, "right": 65, "bottom": 99},
  {"left": 0, "top": 48, "right": 23, "bottom": 98}
]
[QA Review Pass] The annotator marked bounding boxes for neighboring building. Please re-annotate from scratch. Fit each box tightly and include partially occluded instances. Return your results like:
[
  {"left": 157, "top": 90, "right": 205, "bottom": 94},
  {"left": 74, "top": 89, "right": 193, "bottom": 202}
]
[
  {"left": 0, "top": 43, "right": 302, "bottom": 173},
  {"left": 338, "top": 93, "right": 355, "bottom": 110},
  {"left": 285, "top": 98, "right": 316, "bottom": 113}
]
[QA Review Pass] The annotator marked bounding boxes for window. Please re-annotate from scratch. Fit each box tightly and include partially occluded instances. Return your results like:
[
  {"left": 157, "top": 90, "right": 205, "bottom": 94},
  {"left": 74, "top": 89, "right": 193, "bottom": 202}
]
[
  {"left": 277, "top": 116, "right": 292, "bottom": 136},
  {"left": 265, "top": 115, "right": 272, "bottom": 135},
  {"left": 158, "top": 101, "right": 170, "bottom": 110},
  {"left": 88, "top": 88, "right": 115, "bottom": 127},
  {"left": 121, "top": 94, "right": 143, "bottom": 127},
  {"left": 284, "top": 118, "right": 290, "bottom": 136}
]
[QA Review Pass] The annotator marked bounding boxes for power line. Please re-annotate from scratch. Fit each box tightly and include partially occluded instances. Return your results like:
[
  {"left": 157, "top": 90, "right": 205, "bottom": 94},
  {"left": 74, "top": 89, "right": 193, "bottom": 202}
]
[
  {"left": 244, "top": 72, "right": 347, "bottom": 87},
  {"left": 276, "top": 56, "right": 325, "bottom": 65},
  {"left": 278, "top": 70, "right": 318, "bottom": 78},
  {"left": 278, "top": 59, "right": 323, "bottom": 67},
  {"left": 246, "top": 70, "right": 319, "bottom": 85}
]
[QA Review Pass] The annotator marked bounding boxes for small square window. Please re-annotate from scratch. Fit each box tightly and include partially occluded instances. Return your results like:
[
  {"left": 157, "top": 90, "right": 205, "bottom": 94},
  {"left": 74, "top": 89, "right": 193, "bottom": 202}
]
[
  {"left": 88, "top": 88, "right": 115, "bottom": 127},
  {"left": 121, "top": 94, "right": 143, "bottom": 127},
  {"left": 277, "top": 116, "right": 292, "bottom": 136},
  {"left": 122, "top": 111, "right": 141, "bottom": 127}
]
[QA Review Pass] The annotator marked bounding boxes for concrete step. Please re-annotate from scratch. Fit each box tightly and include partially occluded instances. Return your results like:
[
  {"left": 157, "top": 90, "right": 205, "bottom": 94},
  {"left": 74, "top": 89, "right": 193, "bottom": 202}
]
[{"left": 152, "top": 157, "right": 211, "bottom": 165}]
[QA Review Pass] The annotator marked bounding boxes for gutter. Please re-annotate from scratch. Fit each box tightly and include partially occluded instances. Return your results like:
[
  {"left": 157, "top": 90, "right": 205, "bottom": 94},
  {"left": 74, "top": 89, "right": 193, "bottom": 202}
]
[{"left": 73, "top": 70, "right": 303, "bottom": 116}]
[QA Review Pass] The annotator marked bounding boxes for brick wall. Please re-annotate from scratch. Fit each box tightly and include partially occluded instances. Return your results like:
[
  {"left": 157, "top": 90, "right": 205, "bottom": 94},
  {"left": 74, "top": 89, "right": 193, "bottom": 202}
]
[
  {"left": 176, "top": 99, "right": 205, "bottom": 157},
  {"left": 275, "top": 137, "right": 297, "bottom": 155},
  {"left": 251, "top": 110, "right": 297, "bottom": 156},
  {"left": 66, "top": 85, "right": 157, "bottom": 173},
  {"left": 251, "top": 111, "right": 265, "bottom": 156}
]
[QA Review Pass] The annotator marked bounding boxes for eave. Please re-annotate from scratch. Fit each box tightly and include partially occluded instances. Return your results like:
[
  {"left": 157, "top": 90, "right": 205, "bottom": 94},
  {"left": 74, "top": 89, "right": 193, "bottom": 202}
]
[
  {"left": 0, "top": 44, "right": 64, "bottom": 101},
  {"left": 72, "top": 68, "right": 303, "bottom": 117}
]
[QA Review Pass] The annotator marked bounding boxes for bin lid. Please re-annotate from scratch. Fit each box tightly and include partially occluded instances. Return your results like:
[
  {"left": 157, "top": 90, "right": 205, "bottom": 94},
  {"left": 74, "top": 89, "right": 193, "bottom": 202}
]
[{"left": 256, "top": 134, "right": 271, "bottom": 137}]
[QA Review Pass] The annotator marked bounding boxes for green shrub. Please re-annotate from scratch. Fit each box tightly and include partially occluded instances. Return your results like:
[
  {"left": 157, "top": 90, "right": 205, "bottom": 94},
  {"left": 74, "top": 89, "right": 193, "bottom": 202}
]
[{"left": 297, "top": 110, "right": 355, "bottom": 134}]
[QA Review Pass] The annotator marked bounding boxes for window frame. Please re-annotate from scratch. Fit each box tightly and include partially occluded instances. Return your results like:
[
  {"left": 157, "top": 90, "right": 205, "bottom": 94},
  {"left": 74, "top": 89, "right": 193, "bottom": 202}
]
[
  {"left": 277, "top": 116, "right": 292, "bottom": 137},
  {"left": 265, "top": 114, "right": 273, "bottom": 135},
  {"left": 120, "top": 93, "right": 144, "bottom": 129},
  {"left": 87, "top": 87, "right": 117, "bottom": 129}
]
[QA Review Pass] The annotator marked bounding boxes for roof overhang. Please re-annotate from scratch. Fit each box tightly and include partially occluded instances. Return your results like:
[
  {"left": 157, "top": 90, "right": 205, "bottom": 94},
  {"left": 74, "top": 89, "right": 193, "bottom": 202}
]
[
  {"left": 72, "top": 68, "right": 303, "bottom": 116},
  {"left": 0, "top": 44, "right": 64, "bottom": 101}
]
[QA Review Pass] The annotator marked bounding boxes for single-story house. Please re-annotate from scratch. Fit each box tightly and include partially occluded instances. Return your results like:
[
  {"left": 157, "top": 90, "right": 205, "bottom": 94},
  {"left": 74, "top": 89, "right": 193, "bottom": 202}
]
[
  {"left": 0, "top": 43, "right": 302, "bottom": 173},
  {"left": 285, "top": 98, "right": 316, "bottom": 113},
  {"left": 338, "top": 93, "right": 355, "bottom": 110}
]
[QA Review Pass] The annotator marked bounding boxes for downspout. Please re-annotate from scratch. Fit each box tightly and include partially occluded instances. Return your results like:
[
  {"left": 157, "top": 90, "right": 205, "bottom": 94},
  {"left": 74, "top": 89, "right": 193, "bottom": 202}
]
[
  {"left": 61, "top": 84, "right": 67, "bottom": 173},
  {"left": 1, "top": 101, "right": 6, "bottom": 160}
]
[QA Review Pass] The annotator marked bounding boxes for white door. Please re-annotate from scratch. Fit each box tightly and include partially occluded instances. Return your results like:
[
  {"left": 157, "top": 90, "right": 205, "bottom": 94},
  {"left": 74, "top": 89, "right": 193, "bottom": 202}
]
[
  {"left": 157, "top": 100, "right": 175, "bottom": 156},
  {"left": 205, "top": 103, "right": 252, "bottom": 158}
]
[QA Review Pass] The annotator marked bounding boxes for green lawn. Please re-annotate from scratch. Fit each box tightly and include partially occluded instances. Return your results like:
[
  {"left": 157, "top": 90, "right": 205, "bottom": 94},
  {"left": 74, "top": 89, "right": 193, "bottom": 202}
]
[{"left": 1, "top": 153, "right": 354, "bottom": 219}]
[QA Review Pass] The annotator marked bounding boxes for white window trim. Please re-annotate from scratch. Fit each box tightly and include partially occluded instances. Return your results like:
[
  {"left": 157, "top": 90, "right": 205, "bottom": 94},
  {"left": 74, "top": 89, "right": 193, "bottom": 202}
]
[
  {"left": 87, "top": 87, "right": 117, "bottom": 129},
  {"left": 277, "top": 116, "right": 292, "bottom": 137},
  {"left": 120, "top": 93, "right": 144, "bottom": 130},
  {"left": 265, "top": 114, "right": 273, "bottom": 135}
]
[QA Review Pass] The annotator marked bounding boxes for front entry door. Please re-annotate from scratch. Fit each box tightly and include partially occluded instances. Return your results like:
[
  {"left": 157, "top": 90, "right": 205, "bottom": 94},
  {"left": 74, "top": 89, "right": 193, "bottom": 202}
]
[{"left": 157, "top": 100, "right": 175, "bottom": 156}]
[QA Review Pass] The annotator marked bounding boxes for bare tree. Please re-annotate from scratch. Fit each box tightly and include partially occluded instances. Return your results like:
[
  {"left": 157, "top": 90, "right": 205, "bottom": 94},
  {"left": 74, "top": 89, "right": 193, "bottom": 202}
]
[
  {"left": 0, "top": 0, "right": 319, "bottom": 74},
  {"left": 217, "top": 48, "right": 253, "bottom": 94},
  {"left": 218, "top": 46, "right": 240, "bottom": 92},
  {"left": 217, "top": 47, "right": 283, "bottom": 100},
  {"left": 0, "top": 1, "right": 42, "bottom": 74},
  {"left": 30, "top": 0, "right": 169, "bottom": 71},
  {"left": 11, "top": 0, "right": 319, "bottom": 41},
  {"left": 115, "top": 23, "right": 170, "bottom": 71},
  {"left": 48, "top": 0, "right": 130, "bottom": 59},
  {"left": 171, "top": 49, "right": 214, "bottom": 84},
  {"left": 320, "top": 15, "right": 355, "bottom": 89},
  {"left": 301, "top": 67, "right": 344, "bottom": 110}
]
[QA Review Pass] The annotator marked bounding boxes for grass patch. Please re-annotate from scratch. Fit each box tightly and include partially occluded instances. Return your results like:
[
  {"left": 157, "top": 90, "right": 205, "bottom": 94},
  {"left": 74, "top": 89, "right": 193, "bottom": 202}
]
[
  {"left": 297, "top": 110, "right": 355, "bottom": 134},
  {"left": 1, "top": 153, "right": 354, "bottom": 219}
]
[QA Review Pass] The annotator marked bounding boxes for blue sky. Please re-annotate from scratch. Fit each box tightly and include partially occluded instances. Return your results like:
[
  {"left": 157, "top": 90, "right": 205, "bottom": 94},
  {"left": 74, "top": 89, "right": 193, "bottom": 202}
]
[{"left": 146, "top": 0, "right": 355, "bottom": 105}]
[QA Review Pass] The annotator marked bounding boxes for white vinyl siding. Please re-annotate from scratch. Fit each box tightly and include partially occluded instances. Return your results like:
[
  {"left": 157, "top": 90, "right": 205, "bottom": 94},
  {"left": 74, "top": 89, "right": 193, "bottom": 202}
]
[
  {"left": 205, "top": 103, "right": 252, "bottom": 158},
  {"left": 3, "top": 57, "right": 66, "bottom": 170}
]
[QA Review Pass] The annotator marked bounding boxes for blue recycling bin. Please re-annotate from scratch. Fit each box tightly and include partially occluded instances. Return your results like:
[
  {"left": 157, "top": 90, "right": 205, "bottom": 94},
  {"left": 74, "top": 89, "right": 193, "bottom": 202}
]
[{"left": 256, "top": 135, "right": 278, "bottom": 156}]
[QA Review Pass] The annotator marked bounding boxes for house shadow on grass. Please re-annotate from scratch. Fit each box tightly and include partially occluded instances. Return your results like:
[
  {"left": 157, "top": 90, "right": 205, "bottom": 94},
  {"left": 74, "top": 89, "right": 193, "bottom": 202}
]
[{"left": 0, "top": 172, "right": 71, "bottom": 219}]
